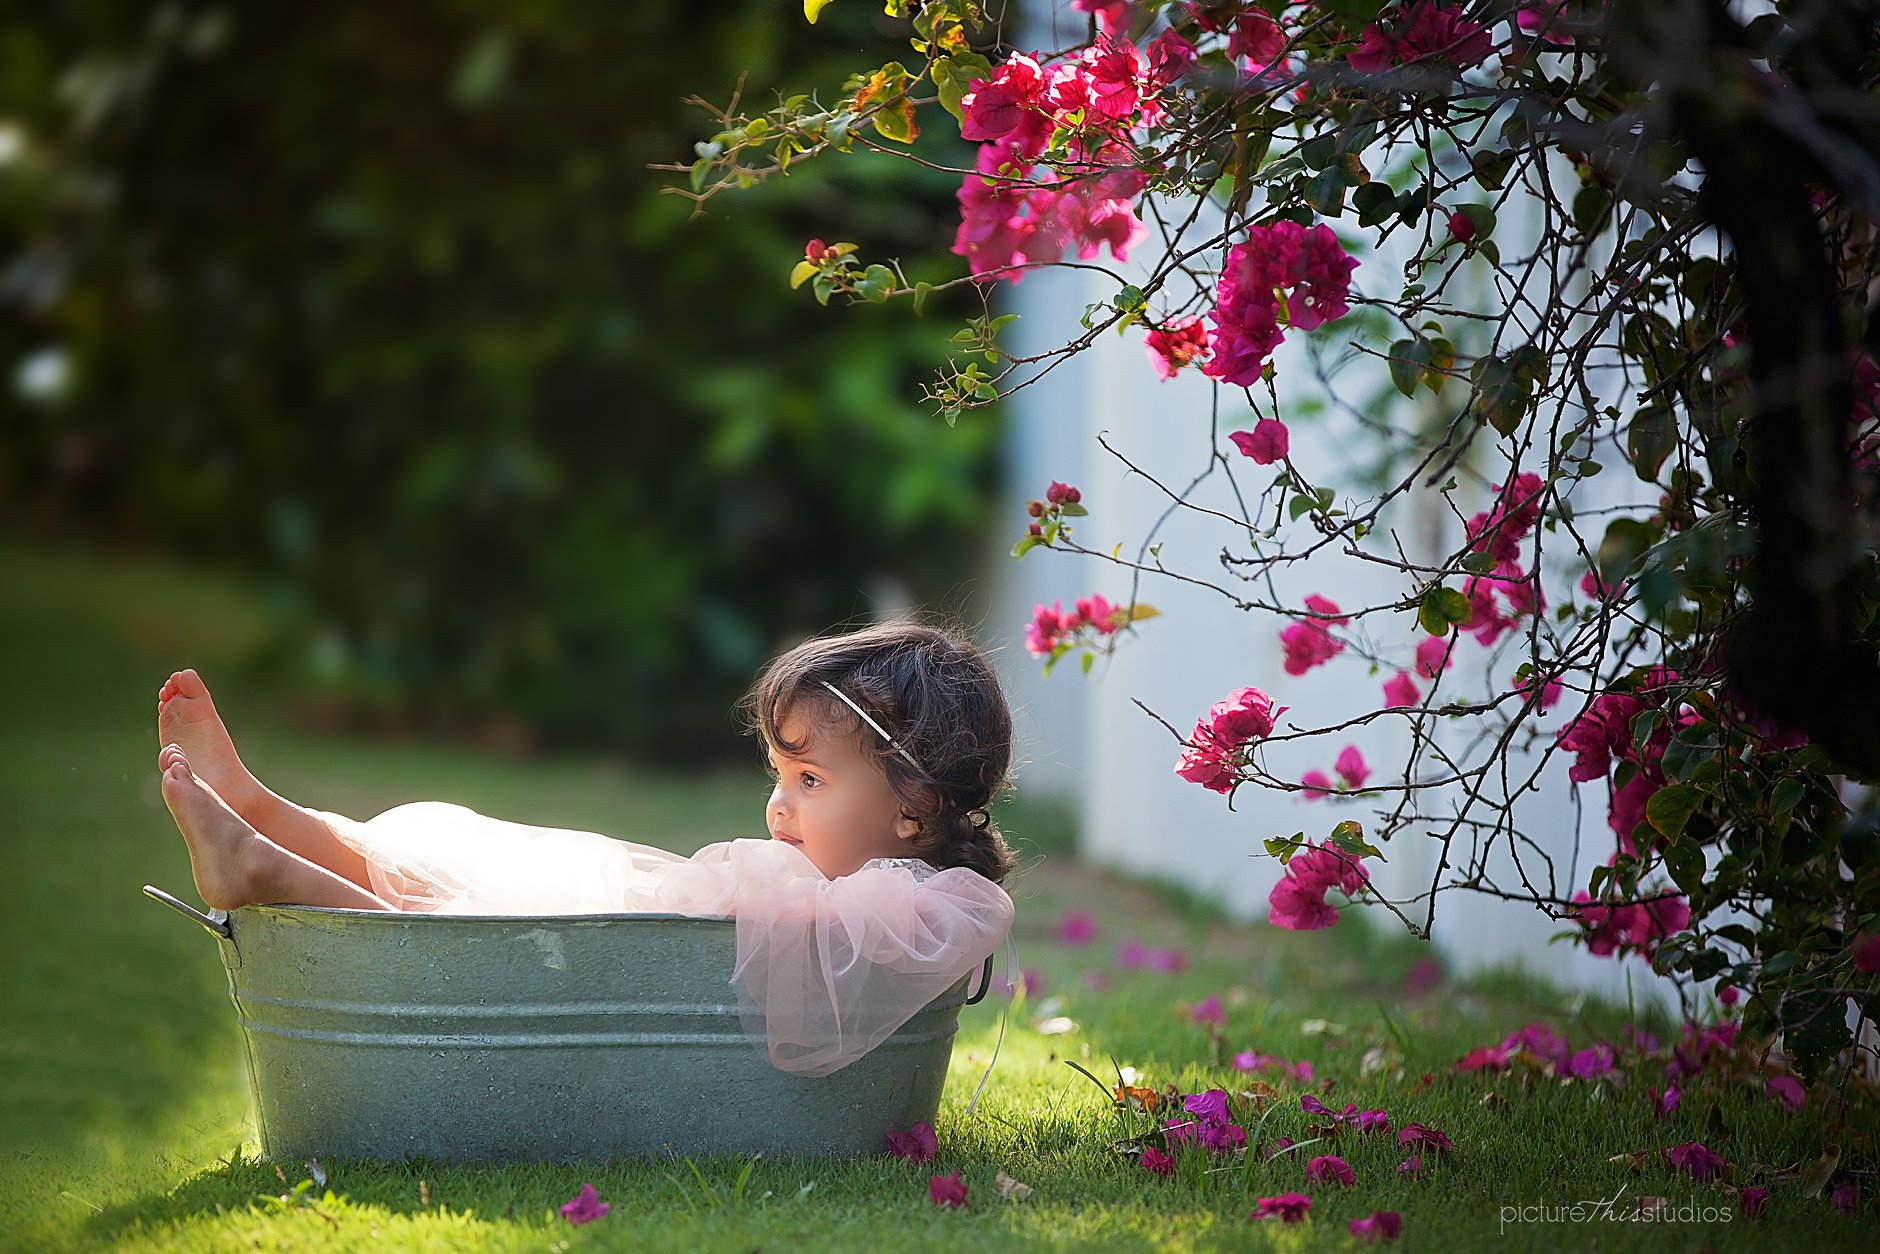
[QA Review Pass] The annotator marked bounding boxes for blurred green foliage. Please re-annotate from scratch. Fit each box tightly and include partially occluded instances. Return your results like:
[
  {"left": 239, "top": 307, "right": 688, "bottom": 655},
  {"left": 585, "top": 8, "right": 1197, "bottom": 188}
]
[{"left": 0, "top": 2, "right": 1002, "bottom": 763}]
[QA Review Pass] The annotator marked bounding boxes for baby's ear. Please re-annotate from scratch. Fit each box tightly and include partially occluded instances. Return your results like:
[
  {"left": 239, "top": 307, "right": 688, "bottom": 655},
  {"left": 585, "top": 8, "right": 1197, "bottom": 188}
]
[{"left": 895, "top": 810, "right": 922, "bottom": 842}]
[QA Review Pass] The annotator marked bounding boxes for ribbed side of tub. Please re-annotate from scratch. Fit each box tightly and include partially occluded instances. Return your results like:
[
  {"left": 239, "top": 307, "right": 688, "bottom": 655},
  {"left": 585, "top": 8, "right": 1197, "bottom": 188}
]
[{"left": 216, "top": 906, "right": 963, "bottom": 1163}]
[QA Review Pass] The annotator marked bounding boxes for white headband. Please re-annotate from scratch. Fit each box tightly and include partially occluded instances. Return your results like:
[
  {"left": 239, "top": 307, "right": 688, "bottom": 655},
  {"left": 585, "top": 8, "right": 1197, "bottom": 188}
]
[{"left": 820, "top": 680, "right": 924, "bottom": 773}]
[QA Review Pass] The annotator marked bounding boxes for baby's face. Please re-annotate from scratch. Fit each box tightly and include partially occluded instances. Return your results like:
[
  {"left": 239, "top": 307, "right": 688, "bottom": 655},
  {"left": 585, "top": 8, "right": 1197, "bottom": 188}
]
[{"left": 763, "top": 706, "right": 917, "bottom": 879}]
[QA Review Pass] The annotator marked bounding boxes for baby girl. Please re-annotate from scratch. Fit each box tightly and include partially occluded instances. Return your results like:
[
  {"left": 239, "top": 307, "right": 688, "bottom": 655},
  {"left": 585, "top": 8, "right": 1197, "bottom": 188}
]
[{"left": 154, "top": 617, "right": 1018, "bottom": 1075}]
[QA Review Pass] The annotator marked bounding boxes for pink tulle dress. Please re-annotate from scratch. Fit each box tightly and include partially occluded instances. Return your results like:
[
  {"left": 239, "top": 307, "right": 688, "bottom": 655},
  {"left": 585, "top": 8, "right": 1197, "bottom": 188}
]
[{"left": 314, "top": 801, "right": 1015, "bottom": 1077}]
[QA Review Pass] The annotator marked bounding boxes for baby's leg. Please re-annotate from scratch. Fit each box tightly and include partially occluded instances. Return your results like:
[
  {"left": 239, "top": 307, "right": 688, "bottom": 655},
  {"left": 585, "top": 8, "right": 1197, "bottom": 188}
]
[
  {"left": 158, "top": 746, "right": 393, "bottom": 912},
  {"left": 158, "top": 669, "right": 375, "bottom": 891}
]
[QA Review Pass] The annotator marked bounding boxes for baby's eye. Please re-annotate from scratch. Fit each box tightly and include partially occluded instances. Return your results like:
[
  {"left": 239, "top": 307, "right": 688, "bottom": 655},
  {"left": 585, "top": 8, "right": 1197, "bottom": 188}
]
[{"left": 800, "top": 773, "right": 822, "bottom": 789}]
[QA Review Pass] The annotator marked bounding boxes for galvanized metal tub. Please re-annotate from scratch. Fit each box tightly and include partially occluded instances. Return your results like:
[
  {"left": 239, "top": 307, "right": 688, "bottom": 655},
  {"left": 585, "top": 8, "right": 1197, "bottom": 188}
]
[{"left": 144, "top": 885, "right": 987, "bottom": 1163}]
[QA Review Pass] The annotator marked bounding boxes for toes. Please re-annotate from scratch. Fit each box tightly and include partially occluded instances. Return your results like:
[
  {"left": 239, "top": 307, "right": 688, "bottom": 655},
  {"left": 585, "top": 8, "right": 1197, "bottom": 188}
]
[{"left": 177, "top": 668, "right": 207, "bottom": 698}]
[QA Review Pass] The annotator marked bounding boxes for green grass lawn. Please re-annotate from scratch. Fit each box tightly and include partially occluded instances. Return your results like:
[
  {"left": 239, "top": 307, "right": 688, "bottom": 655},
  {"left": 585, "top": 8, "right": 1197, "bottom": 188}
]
[{"left": 2, "top": 540, "right": 1875, "bottom": 1251}]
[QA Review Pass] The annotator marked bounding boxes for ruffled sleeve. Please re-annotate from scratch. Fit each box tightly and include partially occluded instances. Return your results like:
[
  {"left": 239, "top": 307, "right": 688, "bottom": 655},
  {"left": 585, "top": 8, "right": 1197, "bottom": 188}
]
[{"left": 705, "top": 841, "right": 1015, "bottom": 1076}]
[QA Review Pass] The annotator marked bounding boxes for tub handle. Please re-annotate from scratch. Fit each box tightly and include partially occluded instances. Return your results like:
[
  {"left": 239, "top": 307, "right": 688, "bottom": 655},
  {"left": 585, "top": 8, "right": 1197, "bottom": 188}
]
[
  {"left": 963, "top": 952, "right": 994, "bottom": 1006},
  {"left": 142, "top": 884, "right": 232, "bottom": 939}
]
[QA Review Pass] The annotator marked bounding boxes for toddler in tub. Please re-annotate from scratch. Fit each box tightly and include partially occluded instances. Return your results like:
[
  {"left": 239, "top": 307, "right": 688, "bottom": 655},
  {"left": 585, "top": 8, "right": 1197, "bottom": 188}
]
[{"left": 153, "top": 618, "right": 1016, "bottom": 1076}]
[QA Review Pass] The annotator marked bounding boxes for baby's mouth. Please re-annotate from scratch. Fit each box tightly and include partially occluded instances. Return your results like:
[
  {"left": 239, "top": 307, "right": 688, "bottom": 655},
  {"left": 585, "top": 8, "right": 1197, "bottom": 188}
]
[{"left": 771, "top": 829, "right": 802, "bottom": 845}]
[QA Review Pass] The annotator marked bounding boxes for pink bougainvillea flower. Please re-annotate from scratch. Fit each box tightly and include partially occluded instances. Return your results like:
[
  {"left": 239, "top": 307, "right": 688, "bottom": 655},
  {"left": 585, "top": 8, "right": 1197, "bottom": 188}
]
[
  {"left": 1397, "top": 1152, "right": 1427, "bottom": 1178},
  {"left": 1268, "top": 838, "right": 1370, "bottom": 931},
  {"left": 1149, "top": 945, "right": 1189, "bottom": 974},
  {"left": 1853, "top": 931, "right": 1880, "bottom": 975},
  {"left": 1623, "top": 1024, "right": 1661, "bottom": 1053},
  {"left": 928, "top": 1170, "right": 970, "bottom": 1208},
  {"left": 559, "top": 1182, "right": 610, "bottom": 1226},
  {"left": 1349, "top": 1209, "right": 1403, "bottom": 1242},
  {"left": 1515, "top": 668, "right": 1564, "bottom": 712},
  {"left": 1229, "top": 418, "right": 1290, "bottom": 464},
  {"left": 1456, "top": 1045, "right": 1509, "bottom": 1073},
  {"left": 1446, "top": 208, "right": 1476, "bottom": 243},
  {"left": 1054, "top": 908, "right": 1098, "bottom": 945},
  {"left": 1299, "top": 768, "right": 1334, "bottom": 801},
  {"left": 1174, "top": 720, "right": 1238, "bottom": 794},
  {"left": 1333, "top": 744, "right": 1370, "bottom": 789},
  {"left": 1717, "top": 984, "right": 1740, "bottom": 1007},
  {"left": 1203, "top": 222, "right": 1358, "bottom": 386},
  {"left": 885, "top": 1120, "right": 939, "bottom": 1163},
  {"left": 1025, "top": 600, "right": 1067, "bottom": 656},
  {"left": 1463, "top": 471, "right": 1545, "bottom": 563},
  {"left": 1306, "top": 1154, "right": 1355, "bottom": 1187},
  {"left": 1501, "top": 1022, "right": 1569, "bottom": 1065},
  {"left": 1145, "top": 316, "right": 1211, "bottom": 379},
  {"left": 1280, "top": 595, "right": 1348, "bottom": 676},
  {"left": 1650, "top": 1083, "right": 1680, "bottom": 1120},
  {"left": 1382, "top": 670, "right": 1421, "bottom": 708},
  {"left": 1141, "top": 1144, "right": 1175, "bottom": 1176},
  {"left": 1739, "top": 1185, "right": 1769, "bottom": 1218},
  {"left": 1415, "top": 634, "right": 1454, "bottom": 680},
  {"left": 1348, "top": 0, "right": 1495, "bottom": 74},
  {"left": 1567, "top": 1044, "right": 1615, "bottom": 1080},
  {"left": 1662, "top": 1141, "right": 1728, "bottom": 1183},
  {"left": 1250, "top": 1193, "right": 1312, "bottom": 1223},
  {"left": 1190, "top": 995, "right": 1226, "bottom": 1027},
  {"left": 1208, "top": 685, "right": 1283, "bottom": 744},
  {"left": 1355, "top": 1109, "right": 1391, "bottom": 1134},
  {"left": 1831, "top": 1180, "right": 1858, "bottom": 1216},
  {"left": 1071, "top": 0, "right": 1136, "bottom": 36},
  {"left": 1116, "top": 937, "right": 1151, "bottom": 969},
  {"left": 1765, "top": 1074, "right": 1805, "bottom": 1114},
  {"left": 1146, "top": 27, "right": 1197, "bottom": 84},
  {"left": 1398, "top": 1123, "right": 1453, "bottom": 1157}
]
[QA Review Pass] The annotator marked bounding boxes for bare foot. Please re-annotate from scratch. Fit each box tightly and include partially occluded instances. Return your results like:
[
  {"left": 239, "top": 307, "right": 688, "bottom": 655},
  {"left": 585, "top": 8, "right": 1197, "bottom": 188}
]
[
  {"left": 158, "top": 669, "right": 262, "bottom": 814},
  {"left": 159, "top": 745, "right": 269, "bottom": 911}
]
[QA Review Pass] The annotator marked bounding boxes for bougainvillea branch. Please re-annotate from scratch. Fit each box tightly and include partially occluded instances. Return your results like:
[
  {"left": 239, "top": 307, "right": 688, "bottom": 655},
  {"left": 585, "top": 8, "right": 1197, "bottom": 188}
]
[{"left": 682, "top": 0, "right": 1880, "bottom": 1082}]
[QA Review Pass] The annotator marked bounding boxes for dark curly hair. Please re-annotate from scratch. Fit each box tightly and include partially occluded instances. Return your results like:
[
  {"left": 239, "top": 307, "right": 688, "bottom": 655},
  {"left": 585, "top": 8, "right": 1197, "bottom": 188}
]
[{"left": 735, "top": 614, "right": 1016, "bottom": 883}]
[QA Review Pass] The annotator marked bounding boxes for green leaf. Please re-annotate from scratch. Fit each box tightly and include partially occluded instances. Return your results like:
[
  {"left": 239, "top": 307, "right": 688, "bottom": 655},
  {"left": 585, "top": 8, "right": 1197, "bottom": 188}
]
[
  {"left": 1470, "top": 149, "right": 1513, "bottom": 190},
  {"left": 873, "top": 96, "right": 918, "bottom": 143},
  {"left": 1388, "top": 339, "right": 1429, "bottom": 398},
  {"left": 1080, "top": 650, "right": 1094, "bottom": 674},
  {"left": 855, "top": 264, "right": 896, "bottom": 303},
  {"left": 1662, "top": 840, "right": 1705, "bottom": 896},
  {"left": 1770, "top": 776, "right": 1805, "bottom": 817},
  {"left": 1418, "top": 585, "right": 1471, "bottom": 635},
  {"left": 911, "top": 281, "right": 934, "bottom": 315},
  {"left": 1329, "top": 819, "right": 1384, "bottom": 861},
  {"left": 1114, "top": 284, "right": 1146, "bottom": 313},
  {"left": 1011, "top": 534, "right": 1044, "bottom": 559},
  {"left": 1354, "top": 182, "right": 1397, "bottom": 227},
  {"left": 931, "top": 52, "right": 993, "bottom": 125},
  {"left": 789, "top": 260, "right": 819, "bottom": 290},
  {"left": 1646, "top": 783, "right": 1704, "bottom": 840},
  {"left": 1597, "top": 517, "right": 1654, "bottom": 585},
  {"left": 804, "top": 0, "right": 835, "bottom": 21},
  {"left": 1572, "top": 184, "right": 1611, "bottom": 235},
  {"left": 1288, "top": 492, "right": 1317, "bottom": 521},
  {"left": 1626, "top": 405, "right": 1677, "bottom": 482}
]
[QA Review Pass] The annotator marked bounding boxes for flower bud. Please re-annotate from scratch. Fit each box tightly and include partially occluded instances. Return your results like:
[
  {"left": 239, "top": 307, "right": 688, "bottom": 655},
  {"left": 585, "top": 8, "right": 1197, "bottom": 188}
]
[
  {"left": 1028, "top": 523, "right": 1043, "bottom": 537},
  {"left": 805, "top": 238, "right": 827, "bottom": 262},
  {"left": 1026, "top": 500, "right": 1045, "bottom": 517},
  {"left": 1446, "top": 209, "right": 1475, "bottom": 244}
]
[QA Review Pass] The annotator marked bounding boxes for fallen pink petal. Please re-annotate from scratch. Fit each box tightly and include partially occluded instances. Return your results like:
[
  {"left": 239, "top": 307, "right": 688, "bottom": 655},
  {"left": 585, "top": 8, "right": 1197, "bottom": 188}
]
[
  {"left": 1305, "top": 1154, "right": 1354, "bottom": 1186},
  {"left": 885, "top": 1120, "right": 938, "bottom": 1163},
  {"left": 928, "top": 1170, "right": 970, "bottom": 1208},
  {"left": 1349, "top": 1209, "right": 1403, "bottom": 1241},
  {"left": 1740, "top": 1185, "right": 1769, "bottom": 1218},
  {"left": 1662, "top": 1141, "right": 1728, "bottom": 1183},
  {"left": 1765, "top": 1074, "right": 1805, "bottom": 1114},
  {"left": 1140, "top": 1145, "right": 1174, "bottom": 1177},
  {"left": 1250, "top": 1192, "right": 1312, "bottom": 1223},
  {"left": 1397, "top": 1123, "right": 1453, "bottom": 1156},
  {"left": 1054, "top": 908, "right": 1099, "bottom": 945},
  {"left": 558, "top": 1182, "right": 609, "bottom": 1226},
  {"left": 1831, "top": 1180, "right": 1857, "bottom": 1216}
]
